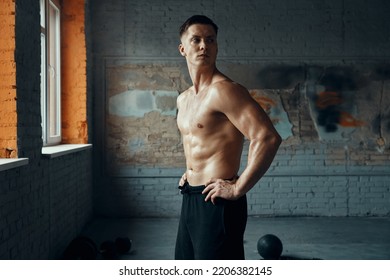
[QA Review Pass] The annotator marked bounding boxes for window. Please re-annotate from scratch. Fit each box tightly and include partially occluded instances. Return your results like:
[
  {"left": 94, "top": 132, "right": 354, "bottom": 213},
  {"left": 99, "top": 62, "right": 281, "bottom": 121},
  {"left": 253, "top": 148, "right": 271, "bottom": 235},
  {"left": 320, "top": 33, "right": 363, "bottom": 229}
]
[{"left": 40, "top": 0, "right": 61, "bottom": 146}]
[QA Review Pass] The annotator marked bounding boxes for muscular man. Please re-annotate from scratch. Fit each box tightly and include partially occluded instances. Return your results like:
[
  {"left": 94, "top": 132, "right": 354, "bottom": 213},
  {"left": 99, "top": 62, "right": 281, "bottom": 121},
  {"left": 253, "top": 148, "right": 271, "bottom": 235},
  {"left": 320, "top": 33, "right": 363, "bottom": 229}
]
[{"left": 175, "top": 15, "right": 282, "bottom": 260}]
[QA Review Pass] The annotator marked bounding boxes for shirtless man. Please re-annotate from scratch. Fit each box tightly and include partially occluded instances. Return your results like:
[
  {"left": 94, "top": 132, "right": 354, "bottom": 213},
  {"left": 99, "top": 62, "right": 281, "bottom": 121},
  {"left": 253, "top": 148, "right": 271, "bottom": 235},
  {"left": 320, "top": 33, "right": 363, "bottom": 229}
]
[{"left": 175, "top": 15, "right": 282, "bottom": 260}]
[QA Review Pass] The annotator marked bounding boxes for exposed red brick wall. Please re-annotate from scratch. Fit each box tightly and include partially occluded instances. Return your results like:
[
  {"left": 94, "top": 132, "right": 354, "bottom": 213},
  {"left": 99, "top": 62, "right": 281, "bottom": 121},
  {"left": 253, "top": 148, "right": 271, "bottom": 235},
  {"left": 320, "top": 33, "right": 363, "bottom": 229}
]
[
  {"left": 0, "top": 0, "right": 17, "bottom": 158},
  {"left": 61, "top": 0, "right": 88, "bottom": 144}
]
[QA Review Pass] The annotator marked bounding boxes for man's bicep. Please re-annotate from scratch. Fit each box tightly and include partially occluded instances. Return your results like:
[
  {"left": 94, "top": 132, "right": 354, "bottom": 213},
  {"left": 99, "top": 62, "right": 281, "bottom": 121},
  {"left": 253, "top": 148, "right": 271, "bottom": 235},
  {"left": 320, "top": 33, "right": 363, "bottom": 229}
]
[
  {"left": 212, "top": 83, "right": 276, "bottom": 139},
  {"left": 226, "top": 96, "right": 276, "bottom": 140}
]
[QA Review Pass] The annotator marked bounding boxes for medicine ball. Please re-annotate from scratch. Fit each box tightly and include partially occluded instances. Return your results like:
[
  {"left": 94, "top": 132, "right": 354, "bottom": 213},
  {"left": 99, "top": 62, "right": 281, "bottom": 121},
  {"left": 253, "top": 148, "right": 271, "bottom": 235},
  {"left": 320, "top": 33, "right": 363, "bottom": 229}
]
[{"left": 257, "top": 234, "right": 283, "bottom": 260}]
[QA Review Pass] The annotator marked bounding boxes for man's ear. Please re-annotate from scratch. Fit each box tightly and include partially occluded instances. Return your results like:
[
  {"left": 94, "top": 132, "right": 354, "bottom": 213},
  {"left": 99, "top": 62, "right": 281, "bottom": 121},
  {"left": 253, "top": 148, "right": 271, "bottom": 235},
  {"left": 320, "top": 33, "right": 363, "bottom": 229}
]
[{"left": 178, "top": 43, "right": 186, "bottom": 56}]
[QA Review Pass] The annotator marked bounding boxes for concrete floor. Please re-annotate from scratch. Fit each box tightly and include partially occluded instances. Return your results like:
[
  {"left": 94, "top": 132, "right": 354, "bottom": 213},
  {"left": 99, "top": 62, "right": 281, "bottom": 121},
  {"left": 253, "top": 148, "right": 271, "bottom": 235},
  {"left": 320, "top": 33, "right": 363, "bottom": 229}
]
[{"left": 81, "top": 216, "right": 390, "bottom": 260}]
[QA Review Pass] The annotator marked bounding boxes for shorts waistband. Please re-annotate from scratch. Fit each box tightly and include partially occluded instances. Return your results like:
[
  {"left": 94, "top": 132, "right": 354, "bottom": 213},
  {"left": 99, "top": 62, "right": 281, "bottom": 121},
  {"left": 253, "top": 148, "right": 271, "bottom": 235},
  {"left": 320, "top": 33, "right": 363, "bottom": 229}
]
[{"left": 178, "top": 182, "right": 205, "bottom": 194}]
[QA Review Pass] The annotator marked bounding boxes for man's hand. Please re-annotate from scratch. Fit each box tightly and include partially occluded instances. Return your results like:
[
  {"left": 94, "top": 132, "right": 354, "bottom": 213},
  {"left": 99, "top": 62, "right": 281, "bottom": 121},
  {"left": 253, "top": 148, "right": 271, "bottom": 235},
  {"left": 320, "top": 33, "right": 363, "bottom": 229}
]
[
  {"left": 179, "top": 172, "right": 187, "bottom": 186},
  {"left": 202, "top": 177, "right": 241, "bottom": 204}
]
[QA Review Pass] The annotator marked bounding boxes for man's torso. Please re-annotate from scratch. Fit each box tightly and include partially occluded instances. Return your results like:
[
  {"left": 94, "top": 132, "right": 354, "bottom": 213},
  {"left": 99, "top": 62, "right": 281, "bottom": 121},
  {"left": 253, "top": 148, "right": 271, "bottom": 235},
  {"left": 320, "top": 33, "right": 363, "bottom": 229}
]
[{"left": 177, "top": 80, "right": 244, "bottom": 185}]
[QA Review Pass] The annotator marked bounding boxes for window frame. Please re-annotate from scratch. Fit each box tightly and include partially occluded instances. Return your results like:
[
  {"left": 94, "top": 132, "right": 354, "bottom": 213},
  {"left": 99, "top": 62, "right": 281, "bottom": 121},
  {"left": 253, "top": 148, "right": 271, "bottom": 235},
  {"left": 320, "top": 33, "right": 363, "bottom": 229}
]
[{"left": 40, "top": 0, "right": 61, "bottom": 146}]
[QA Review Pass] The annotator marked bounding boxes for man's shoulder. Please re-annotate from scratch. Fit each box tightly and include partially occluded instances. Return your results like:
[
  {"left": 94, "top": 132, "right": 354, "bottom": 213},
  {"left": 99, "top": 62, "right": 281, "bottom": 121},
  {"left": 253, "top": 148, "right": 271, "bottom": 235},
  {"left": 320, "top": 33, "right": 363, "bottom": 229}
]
[
  {"left": 207, "top": 79, "right": 255, "bottom": 113},
  {"left": 223, "top": 80, "right": 245, "bottom": 87},
  {"left": 209, "top": 79, "right": 248, "bottom": 98}
]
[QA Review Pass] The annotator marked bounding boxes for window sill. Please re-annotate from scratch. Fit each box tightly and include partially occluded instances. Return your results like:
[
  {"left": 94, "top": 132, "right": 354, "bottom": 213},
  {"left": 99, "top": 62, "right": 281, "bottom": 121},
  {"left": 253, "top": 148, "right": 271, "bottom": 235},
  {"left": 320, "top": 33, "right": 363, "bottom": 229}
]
[
  {"left": 42, "top": 144, "right": 92, "bottom": 158},
  {"left": 0, "top": 158, "right": 29, "bottom": 172}
]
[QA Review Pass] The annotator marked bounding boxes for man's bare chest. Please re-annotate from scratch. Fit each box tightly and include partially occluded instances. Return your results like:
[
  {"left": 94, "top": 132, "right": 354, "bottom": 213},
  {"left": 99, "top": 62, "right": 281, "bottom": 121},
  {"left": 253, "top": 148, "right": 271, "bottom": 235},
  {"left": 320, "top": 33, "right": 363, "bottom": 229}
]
[{"left": 177, "top": 97, "right": 225, "bottom": 135}]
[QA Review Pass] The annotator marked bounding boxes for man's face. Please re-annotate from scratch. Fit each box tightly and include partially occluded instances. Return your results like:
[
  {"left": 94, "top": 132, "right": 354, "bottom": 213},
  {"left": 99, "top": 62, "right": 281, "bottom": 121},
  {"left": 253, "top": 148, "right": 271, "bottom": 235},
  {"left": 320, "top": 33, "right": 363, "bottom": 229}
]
[{"left": 179, "top": 24, "right": 218, "bottom": 67}]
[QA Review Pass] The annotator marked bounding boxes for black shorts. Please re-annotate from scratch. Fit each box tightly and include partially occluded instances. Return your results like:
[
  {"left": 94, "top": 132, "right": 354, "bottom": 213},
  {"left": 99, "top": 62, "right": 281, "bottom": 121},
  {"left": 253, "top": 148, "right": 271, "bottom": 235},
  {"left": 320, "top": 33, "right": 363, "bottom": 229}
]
[{"left": 175, "top": 182, "right": 247, "bottom": 260}]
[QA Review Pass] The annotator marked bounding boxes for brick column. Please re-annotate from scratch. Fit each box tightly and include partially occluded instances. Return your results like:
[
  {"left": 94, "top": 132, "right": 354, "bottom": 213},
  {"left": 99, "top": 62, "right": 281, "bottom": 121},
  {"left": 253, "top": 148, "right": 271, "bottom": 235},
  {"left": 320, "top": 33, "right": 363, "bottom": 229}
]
[{"left": 0, "top": 0, "right": 17, "bottom": 158}]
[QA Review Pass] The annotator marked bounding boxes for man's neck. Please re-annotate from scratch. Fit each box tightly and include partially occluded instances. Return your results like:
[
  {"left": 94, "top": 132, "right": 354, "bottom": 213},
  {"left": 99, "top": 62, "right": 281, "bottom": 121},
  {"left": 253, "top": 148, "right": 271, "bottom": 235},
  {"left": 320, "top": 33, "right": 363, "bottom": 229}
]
[{"left": 188, "top": 65, "right": 217, "bottom": 94}]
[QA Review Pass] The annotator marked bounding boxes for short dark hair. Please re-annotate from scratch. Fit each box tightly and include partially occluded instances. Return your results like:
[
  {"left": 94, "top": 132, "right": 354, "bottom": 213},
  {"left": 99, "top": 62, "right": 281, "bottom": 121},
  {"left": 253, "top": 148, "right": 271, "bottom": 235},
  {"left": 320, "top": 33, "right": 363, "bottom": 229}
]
[{"left": 179, "top": 15, "right": 219, "bottom": 38}]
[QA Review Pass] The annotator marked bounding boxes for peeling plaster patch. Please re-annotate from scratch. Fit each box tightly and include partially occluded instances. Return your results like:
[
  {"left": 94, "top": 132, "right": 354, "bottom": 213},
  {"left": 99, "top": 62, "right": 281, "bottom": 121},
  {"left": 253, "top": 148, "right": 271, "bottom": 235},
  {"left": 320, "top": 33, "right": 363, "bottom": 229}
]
[
  {"left": 249, "top": 90, "right": 293, "bottom": 140},
  {"left": 306, "top": 85, "right": 363, "bottom": 142},
  {"left": 109, "top": 90, "right": 178, "bottom": 117},
  {"left": 155, "top": 90, "right": 177, "bottom": 113},
  {"left": 128, "top": 138, "right": 144, "bottom": 155},
  {"left": 136, "top": 92, "right": 154, "bottom": 111}
]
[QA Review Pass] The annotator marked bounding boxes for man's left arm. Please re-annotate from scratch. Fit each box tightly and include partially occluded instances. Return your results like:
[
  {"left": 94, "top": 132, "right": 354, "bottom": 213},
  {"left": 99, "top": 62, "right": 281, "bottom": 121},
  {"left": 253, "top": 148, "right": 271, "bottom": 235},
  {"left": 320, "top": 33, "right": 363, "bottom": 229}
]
[{"left": 203, "top": 84, "right": 282, "bottom": 203}]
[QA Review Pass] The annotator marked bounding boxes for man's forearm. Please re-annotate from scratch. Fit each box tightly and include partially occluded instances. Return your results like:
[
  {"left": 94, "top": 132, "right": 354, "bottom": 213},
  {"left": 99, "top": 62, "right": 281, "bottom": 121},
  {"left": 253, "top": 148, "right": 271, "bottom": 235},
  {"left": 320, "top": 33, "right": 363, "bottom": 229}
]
[{"left": 235, "top": 132, "right": 281, "bottom": 197}]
